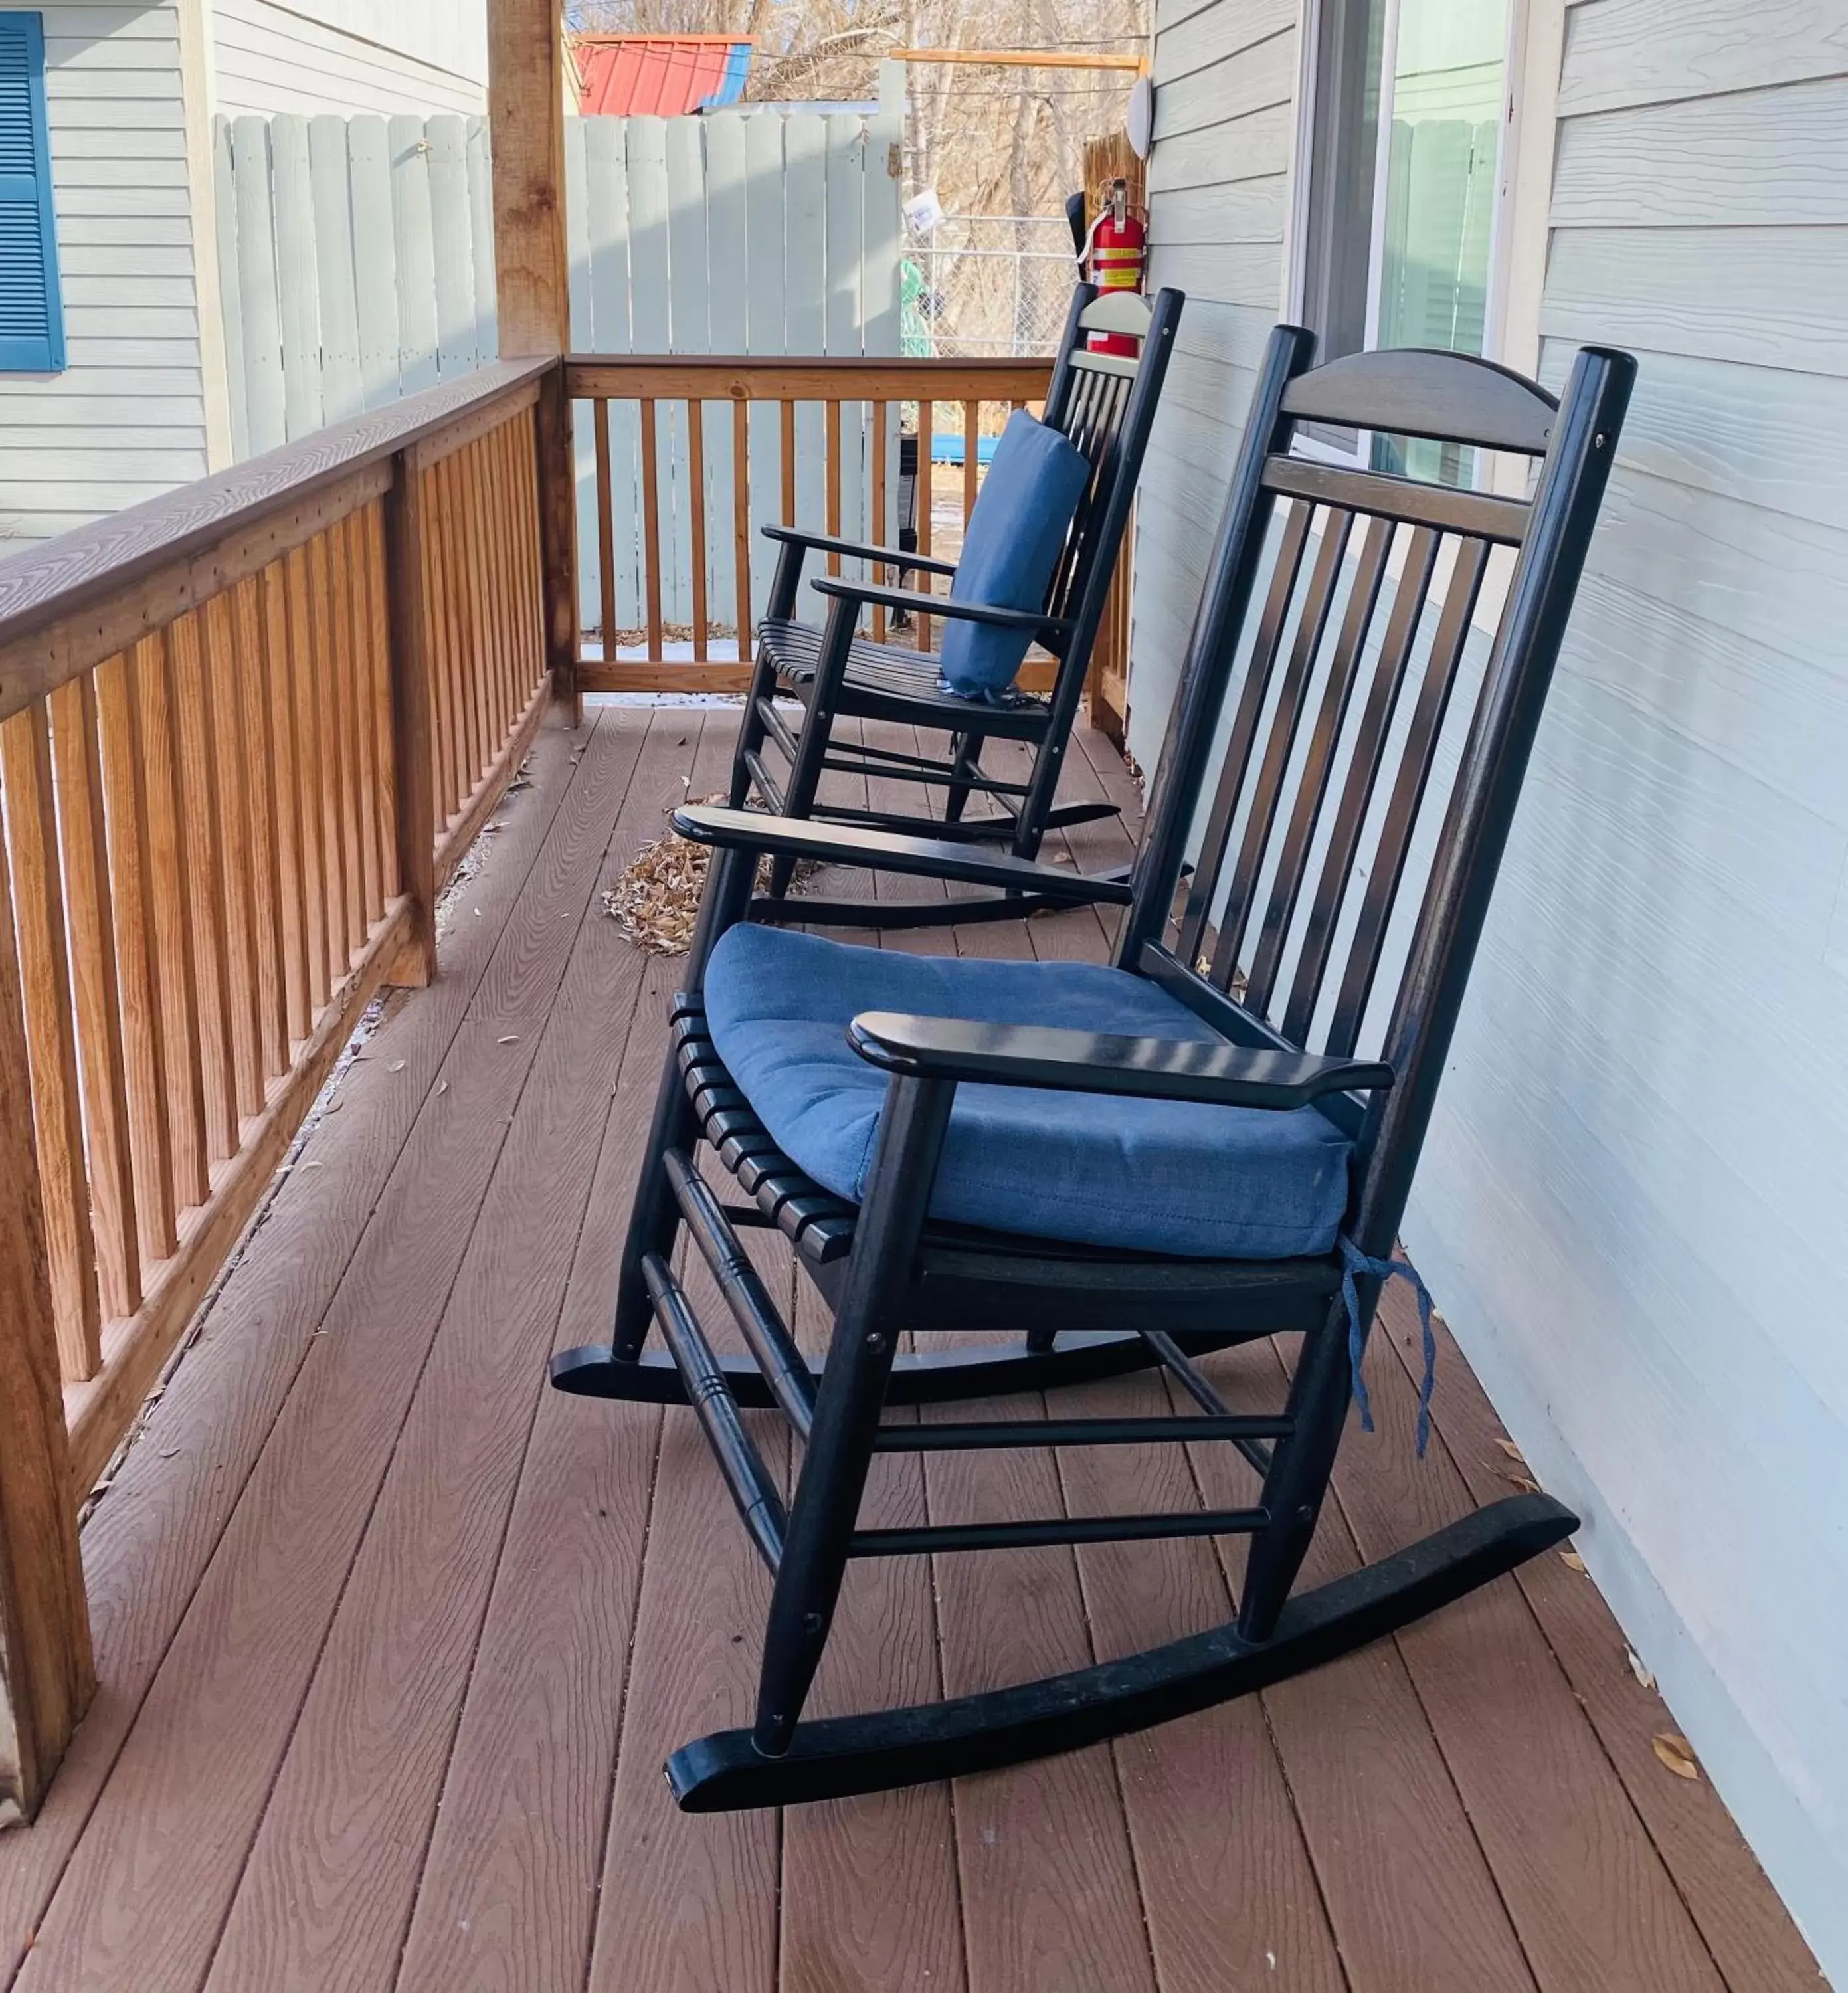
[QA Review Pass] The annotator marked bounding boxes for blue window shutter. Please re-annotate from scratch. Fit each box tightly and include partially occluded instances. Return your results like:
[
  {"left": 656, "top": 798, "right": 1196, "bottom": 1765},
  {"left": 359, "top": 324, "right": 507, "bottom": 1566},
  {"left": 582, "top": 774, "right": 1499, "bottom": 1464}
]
[{"left": 0, "top": 12, "right": 64, "bottom": 373}]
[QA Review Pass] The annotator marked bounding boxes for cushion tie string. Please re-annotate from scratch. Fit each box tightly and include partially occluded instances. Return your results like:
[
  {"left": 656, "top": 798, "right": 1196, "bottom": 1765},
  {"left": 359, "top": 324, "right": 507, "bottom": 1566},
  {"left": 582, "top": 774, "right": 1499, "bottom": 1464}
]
[{"left": 1337, "top": 1236, "right": 1437, "bottom": 1459}]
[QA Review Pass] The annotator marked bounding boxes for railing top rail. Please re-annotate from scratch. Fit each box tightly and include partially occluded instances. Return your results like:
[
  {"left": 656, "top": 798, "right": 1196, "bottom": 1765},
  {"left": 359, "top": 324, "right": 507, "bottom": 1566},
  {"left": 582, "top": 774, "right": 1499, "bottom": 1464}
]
[
  {"left": 565, "top": 354, "right": 1055, "bottom": 399},
  {"left": 0, "top": 358, "right": 553, "bottom": 726}
]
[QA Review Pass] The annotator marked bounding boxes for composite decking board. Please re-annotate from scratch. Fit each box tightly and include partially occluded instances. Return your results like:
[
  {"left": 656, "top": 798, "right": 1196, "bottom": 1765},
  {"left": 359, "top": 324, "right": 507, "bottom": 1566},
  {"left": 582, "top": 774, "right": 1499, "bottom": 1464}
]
[
  {"left": 199, "top": 710, "right": 676, "bottom": 1991},
  {"left": 0, "top": 712, "right": 590, "bottom": 1990},
  {"left": 10, "top": 709, "right": 644, "bottom": 1993},
  {"left": 0, "top": 716, "right": 1812, "bottom": 1993},
  {"left": 1317, "top": 1313, "right": 1729, "bottom": 1993},
  {"left": 1188, "top": 1350, "right": 1544, "bottom": 1993},
  {"left": 1382, "top": 1306, "right": 1822, "bottom": 1993},
  {"left": 393, "top": 951, "right": 677, "bottom": 1993}
]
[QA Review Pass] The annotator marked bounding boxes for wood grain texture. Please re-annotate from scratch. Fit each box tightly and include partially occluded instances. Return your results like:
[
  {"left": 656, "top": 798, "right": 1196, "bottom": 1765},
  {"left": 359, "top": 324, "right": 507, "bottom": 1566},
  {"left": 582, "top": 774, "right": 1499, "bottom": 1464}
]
[
  {"left": 0, "top": 717, "right": 587, "bottom": 1986},
  {"left": 383, "top": 465, "right": 438, "bottom": 985},
  {"left": 306, "top": 531, "right": 351, "bottom": 991},
  {"left": 0, "top": 361, "right": 551, "bottom": 726},
  {"left": 232, "top": 584, "right": 288, "bottom": 1080},
  {"left": 486, "top": 0, "right": 569, "bottom": 358},
  {"left": 1389, "top": 1305, "right": 1823, "bottom": 1992},
  {"left": 0, "top": 704, "right": 102, "bottom": 1380},
  {"left": 203, "top": 713, "right": 657, "bottom": 1993},
  {"left": 47, "top": 674, "right": 141, "bottom": 1321},
  {"left": 94, "top": 650, "right": 177, "bottom": 1265},
  {"left": 15, "top": 725, "right": 624, "bottom": 1993},
  {"left": 203, "top": 595, "right": 262, "bottom": 1121},
  {"left": 135, "top": 633, "right": 211, "bottom": 1212},
  {"left": 0, "top": 817, "right": 93, "bottom": 1821},
  {"left": 282, "top": 549, "right": 330, "bottom": 1018}
]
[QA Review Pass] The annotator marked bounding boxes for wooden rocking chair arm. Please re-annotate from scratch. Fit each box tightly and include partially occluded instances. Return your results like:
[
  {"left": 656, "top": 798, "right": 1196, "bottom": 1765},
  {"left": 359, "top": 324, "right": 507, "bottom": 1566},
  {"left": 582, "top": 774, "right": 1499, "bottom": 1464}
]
[
  {"left": 810, "top": 575, "right": 1073, "bottom": 636},
  {"left": 846, "top": 1014, "right": 1396, "bottom": 1111},
  {"left": 760, "top": 523, "right": 960, "bottom": 577},
  {"left": 672, "top": 806, "right": 1137, "bottom": 904}
]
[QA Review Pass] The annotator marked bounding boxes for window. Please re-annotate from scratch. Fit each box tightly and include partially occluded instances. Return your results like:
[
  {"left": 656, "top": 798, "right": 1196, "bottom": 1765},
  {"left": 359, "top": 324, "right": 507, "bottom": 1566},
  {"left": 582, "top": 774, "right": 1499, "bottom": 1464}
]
[
  {"left": 1294, "top": 0, "right": 1511, "bottom": 484},
  {"left": 0, "top": 11, "right": 64, "bottom": 373}
]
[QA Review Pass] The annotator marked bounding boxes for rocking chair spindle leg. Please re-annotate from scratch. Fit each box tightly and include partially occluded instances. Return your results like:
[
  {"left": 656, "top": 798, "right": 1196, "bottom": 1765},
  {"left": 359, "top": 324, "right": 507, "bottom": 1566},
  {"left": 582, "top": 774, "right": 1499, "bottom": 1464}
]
[
  {"left": 1235, "top": 1299, "right": 1359, "bottom": 1642},
  {"left": 754, "top": 1073, "right": 956, "bottom": 1756},
  {"left": 730, "top": 644, "right": 782, "bottom": 808},
  {"left": 942, "top": 731, "right": 986, "bottom": 825},
  {"left": 767, "top": 599, "right": 858, "bottom": 898},
  {"left": 612, "top": 1051, "right": 701, "bottom": 1361}
]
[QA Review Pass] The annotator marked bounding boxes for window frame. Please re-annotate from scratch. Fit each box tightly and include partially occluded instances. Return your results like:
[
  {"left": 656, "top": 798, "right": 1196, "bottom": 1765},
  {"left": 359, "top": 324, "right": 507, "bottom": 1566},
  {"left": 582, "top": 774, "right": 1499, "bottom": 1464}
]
[
  {"left": 1284, "top": 0, "right": 1530, "bottom": 477},
  {"left": 0, "top": 9, "right": 66, "bottom": 376}
]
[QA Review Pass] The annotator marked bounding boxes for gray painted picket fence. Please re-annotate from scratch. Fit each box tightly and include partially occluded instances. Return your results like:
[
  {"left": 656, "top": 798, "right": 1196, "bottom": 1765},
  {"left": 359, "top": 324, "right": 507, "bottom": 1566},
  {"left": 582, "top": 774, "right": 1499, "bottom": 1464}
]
[{"left": 214, "top": 107, "right": 902, "bottom": 643}]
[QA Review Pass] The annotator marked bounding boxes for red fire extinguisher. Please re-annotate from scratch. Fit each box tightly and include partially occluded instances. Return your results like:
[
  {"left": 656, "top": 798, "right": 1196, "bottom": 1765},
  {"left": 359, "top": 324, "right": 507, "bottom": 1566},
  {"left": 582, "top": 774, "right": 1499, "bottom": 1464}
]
[{"left": 1078, "top": 177, "right": 1146, "bottom": 356}]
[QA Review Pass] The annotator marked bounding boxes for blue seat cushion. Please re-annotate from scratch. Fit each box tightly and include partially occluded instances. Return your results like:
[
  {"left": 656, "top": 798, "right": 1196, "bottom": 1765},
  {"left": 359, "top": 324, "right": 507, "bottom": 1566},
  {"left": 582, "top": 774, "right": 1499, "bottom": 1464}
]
[
  {"left": 936, "top": 409, "right": 1091, "bottom": 700},
  {"left": 701, "top": 926, "right": 1352, "bottom": 1260}
]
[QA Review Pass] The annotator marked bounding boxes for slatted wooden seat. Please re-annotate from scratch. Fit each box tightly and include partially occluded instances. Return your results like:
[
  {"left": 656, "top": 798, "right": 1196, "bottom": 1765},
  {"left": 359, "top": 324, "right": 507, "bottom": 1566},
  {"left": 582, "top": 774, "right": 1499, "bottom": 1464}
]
[{"left": 556, "top": 324, "right": 1637, "bottom": 1812}]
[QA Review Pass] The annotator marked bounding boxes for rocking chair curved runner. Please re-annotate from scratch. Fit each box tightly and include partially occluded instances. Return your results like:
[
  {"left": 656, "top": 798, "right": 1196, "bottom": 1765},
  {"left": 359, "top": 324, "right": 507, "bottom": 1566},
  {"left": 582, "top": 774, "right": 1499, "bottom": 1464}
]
[
  {"left": 729, "top": 282, "right": 1182, "bottom": 929},
  {"left": 554, "top": 326, "right": 1637, "bottom": 1810}
]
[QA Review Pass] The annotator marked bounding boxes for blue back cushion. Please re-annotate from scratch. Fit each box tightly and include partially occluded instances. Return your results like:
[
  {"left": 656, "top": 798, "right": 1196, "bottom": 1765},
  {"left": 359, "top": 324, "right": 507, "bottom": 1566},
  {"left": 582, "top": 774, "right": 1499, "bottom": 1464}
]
[{"left": 936, "top": 409, "right": 1090, "bottom": 698}]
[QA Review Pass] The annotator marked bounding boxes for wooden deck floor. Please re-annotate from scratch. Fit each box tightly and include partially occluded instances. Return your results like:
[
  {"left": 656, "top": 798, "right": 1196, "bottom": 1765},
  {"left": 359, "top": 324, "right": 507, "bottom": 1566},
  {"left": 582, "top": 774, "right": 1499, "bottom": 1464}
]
[{"left": 0, "top": 702, "right": 1817, "bottom": 1993}]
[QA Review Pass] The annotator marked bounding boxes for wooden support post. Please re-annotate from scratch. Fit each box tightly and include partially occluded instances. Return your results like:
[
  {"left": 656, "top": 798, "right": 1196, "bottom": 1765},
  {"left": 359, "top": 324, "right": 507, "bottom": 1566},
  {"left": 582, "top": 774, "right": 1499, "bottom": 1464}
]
[
  {"left": 383, "top": 456, "right": 439, "bottom": 987},
  {"left": 487, "top": 0, "right": 578, "bottom": 722},
  {"left": 0, "top": 829, "right": 94, "bottom": 1824}
]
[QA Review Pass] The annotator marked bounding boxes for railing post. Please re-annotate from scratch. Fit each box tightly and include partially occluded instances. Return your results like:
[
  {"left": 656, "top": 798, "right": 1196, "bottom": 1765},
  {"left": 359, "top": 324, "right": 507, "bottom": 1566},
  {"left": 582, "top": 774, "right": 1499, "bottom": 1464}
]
[
  {"left": 383, "top": 451, "right": 439, "bottom": 988},
  {"left": 534, "top": 365, "right": 581, "bottom": 726},
  {"left": 0, "top": 829, "right": 94, "bottom": 1823}
]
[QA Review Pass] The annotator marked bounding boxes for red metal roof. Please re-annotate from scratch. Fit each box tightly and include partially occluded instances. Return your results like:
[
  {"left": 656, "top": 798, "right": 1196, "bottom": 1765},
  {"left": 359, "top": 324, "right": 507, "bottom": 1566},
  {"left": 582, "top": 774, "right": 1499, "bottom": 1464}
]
[{"left": 574, "top": 35, "right": 753, "bottom": 118}]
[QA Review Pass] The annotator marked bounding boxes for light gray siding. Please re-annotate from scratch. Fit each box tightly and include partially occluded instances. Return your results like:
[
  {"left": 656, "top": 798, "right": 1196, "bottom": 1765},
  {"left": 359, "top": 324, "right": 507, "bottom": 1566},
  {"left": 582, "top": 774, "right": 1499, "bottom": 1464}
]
[
  {"left": 1129, "top": 0, "right": 1848, "bottom": 1976},
  {"left": 0, "top": 2, "right": 210, "bottom": 545},
  {"left": 1131, "top": 0, "right": 1291, "bottom": 771}
]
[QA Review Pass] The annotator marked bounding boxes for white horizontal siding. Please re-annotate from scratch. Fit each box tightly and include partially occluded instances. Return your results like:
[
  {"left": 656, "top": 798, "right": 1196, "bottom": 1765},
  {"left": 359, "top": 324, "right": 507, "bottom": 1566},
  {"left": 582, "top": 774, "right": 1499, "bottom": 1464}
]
[
  {"left": 207, "top": 0, "right": 485, "bottom": 120},
  {"left": 0, "top": 2, "right": 209, "bottom": 545}
]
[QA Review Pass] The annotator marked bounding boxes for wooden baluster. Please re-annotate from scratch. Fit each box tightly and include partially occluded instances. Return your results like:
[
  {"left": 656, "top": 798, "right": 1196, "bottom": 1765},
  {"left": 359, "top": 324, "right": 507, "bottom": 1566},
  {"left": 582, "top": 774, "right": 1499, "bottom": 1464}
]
[
  {"left": 512, "top": 409, "right": 545, "bottom": 694},
  {"left": 871, "top": 397, "right": 889, "bottom": 644},
  {"left": 639, "top": 397, "right": 664, "bottom": 662},
  {"left": 446, "top": 448, "right": 484, "bottom": 789},
  {"left": 962, "top": 400, "right": 980, "bottom": 526},
  {"left": 416, "top": 462, "right": 456, "bottom": 832},
  {"left": 94, "top": 649, "right": 177, "bottom": 1264},
  {"left": 0, "top": 808, "right": 94, "bottom": 1820},
  {"left": 593, "top": 397, "right": 618, "bottom": 666},
  {"left": 385, "top": 450, "right": 439, "bottom": 987},
  {"left": 232, "top": 579, "right": 289, "bottom": 1074},
  {"left": 46, "top": 674, "right": 141, "bottom": 1317},
  {"left": 343, "top": 513, "right": 384, "bottom": 930},
  {"left": 263, "top": 558, "right": 311, "bottom": 1044},
  {"left": 204, "top": 594, "right": 262, "bottom": 1119},
  {"left": 474, "top": 433, "right": 509, "bottom": 758},
  {"left": 780, "top": 399, "right": 796, "bottom": 527},
  {"left": 282, "top": 550, "right": 329, "bottom": 1019},
  {"left": 363, "top": 504, "right": 400, "bottom": 902},
  {"left": 136, "top": 631, "right": 210, "bottom": 1210},
  {"left": 824, "top": 399, "right": 842, "bottom": 575},
  {"left": 915, "top": 397, "right": 934, "bottom": 654},
  {"left": 731, "top": 396, "right": 751, "bottom": 670},
  {"left": 688, "top": 397, "right": 709, "bottom": 661},
  {"left": 489, "top": 425, "right": 519, "bottom": 747},
  {"left": 0, "top": 704, "right": 101, "bottom": 1378},
  {"left": 169, "top": 609, "right": 240, "bottom": 1159},
  {"left": 306, "top": 531, "right": 352, "bottom": 984},
  {"left": 329, "top": 523, "right": 368, "bottom": 961}
]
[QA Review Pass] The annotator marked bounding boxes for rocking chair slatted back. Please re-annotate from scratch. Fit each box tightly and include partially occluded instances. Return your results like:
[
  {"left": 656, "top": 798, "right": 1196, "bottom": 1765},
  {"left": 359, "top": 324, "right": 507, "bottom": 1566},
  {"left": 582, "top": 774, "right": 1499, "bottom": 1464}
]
[
  {"left": 1121, "top": 326, "right": 1635, "bottom": 1259},
  {"left": 1033, "top": 288, "right": 1171, "bottom": 652}
]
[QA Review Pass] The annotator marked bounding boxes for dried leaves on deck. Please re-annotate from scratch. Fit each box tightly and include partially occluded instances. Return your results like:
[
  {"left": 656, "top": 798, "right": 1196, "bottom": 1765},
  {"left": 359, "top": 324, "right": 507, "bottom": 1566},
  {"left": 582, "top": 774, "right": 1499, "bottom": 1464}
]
[{"left": 602, "top": 795, "right": 814, "bottom": 956}]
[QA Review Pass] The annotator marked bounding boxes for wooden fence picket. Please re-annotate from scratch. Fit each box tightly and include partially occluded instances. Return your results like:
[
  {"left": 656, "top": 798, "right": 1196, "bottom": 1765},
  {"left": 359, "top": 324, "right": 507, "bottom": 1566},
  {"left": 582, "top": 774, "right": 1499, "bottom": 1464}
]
[
  {"left": 426, "top": 116, "right": 478, "bottom": 379},
  {"left": 347, "top": 116, "right": 402, "bottom": 409},
  {"left": 308, "top": 114, "right": 364, "bottom": 426},
  {"left": 269, "top": 115, "right": 324, "bottom": 441},
  {"left": 389, "top": 114, "right": 441, "bottom": 397}
]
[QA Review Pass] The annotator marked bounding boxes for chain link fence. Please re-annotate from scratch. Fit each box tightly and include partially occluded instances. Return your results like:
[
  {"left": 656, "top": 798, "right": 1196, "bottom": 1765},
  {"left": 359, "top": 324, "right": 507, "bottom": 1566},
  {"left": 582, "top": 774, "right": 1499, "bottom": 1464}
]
[{"left": 902, "top": 215, "right": 1077, "bottom": 359}]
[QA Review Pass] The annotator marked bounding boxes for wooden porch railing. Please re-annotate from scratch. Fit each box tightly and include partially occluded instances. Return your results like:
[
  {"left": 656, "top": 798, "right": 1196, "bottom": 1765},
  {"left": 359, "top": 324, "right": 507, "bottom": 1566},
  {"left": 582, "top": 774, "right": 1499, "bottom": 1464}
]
[
  {"left": 565, "top": 355, "right": 1082, "bottom": 694},
  {"left": 0, "top": 359, "right": 554, "bottom": 1820}
]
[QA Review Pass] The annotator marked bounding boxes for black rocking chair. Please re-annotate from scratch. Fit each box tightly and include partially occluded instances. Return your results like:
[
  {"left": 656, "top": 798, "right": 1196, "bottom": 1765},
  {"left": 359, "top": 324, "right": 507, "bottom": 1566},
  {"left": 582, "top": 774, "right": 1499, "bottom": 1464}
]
[
  {"left": 728, "top": 280, "right": 1183, "bottom": 928},
  {"left": 555, "top": 327, "right": 1635, "bottom": 1810}
]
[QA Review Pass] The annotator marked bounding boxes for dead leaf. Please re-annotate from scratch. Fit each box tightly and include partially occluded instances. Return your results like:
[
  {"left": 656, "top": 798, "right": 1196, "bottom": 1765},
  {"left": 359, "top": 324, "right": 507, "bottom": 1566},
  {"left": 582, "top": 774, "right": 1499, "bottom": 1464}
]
[
  {"left": 388, "top": 1060, "right": 406, "bottom": 1074},
  {"left": 1651, "top": 1732, "right": 1699, "bottom": 1781},
  {"left": 1627, "top": 1648, "right": 1655, "bottom": 1691},
  {"left": 1503, "top": 1471, "right": 1540, "bottom": 1495},
  {"left": 1558, "top": 1549, "right": 1586, "bottom": 1574},
  {"left": 1494, "top": 1438, "right": 1525, "bottom": 1462},
  {"left": 497, "top": 1034, "right": 519, "bottom": 1045},
  {"left": 436, "top": 1079, "right": 450, "bottom": 1095}
]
